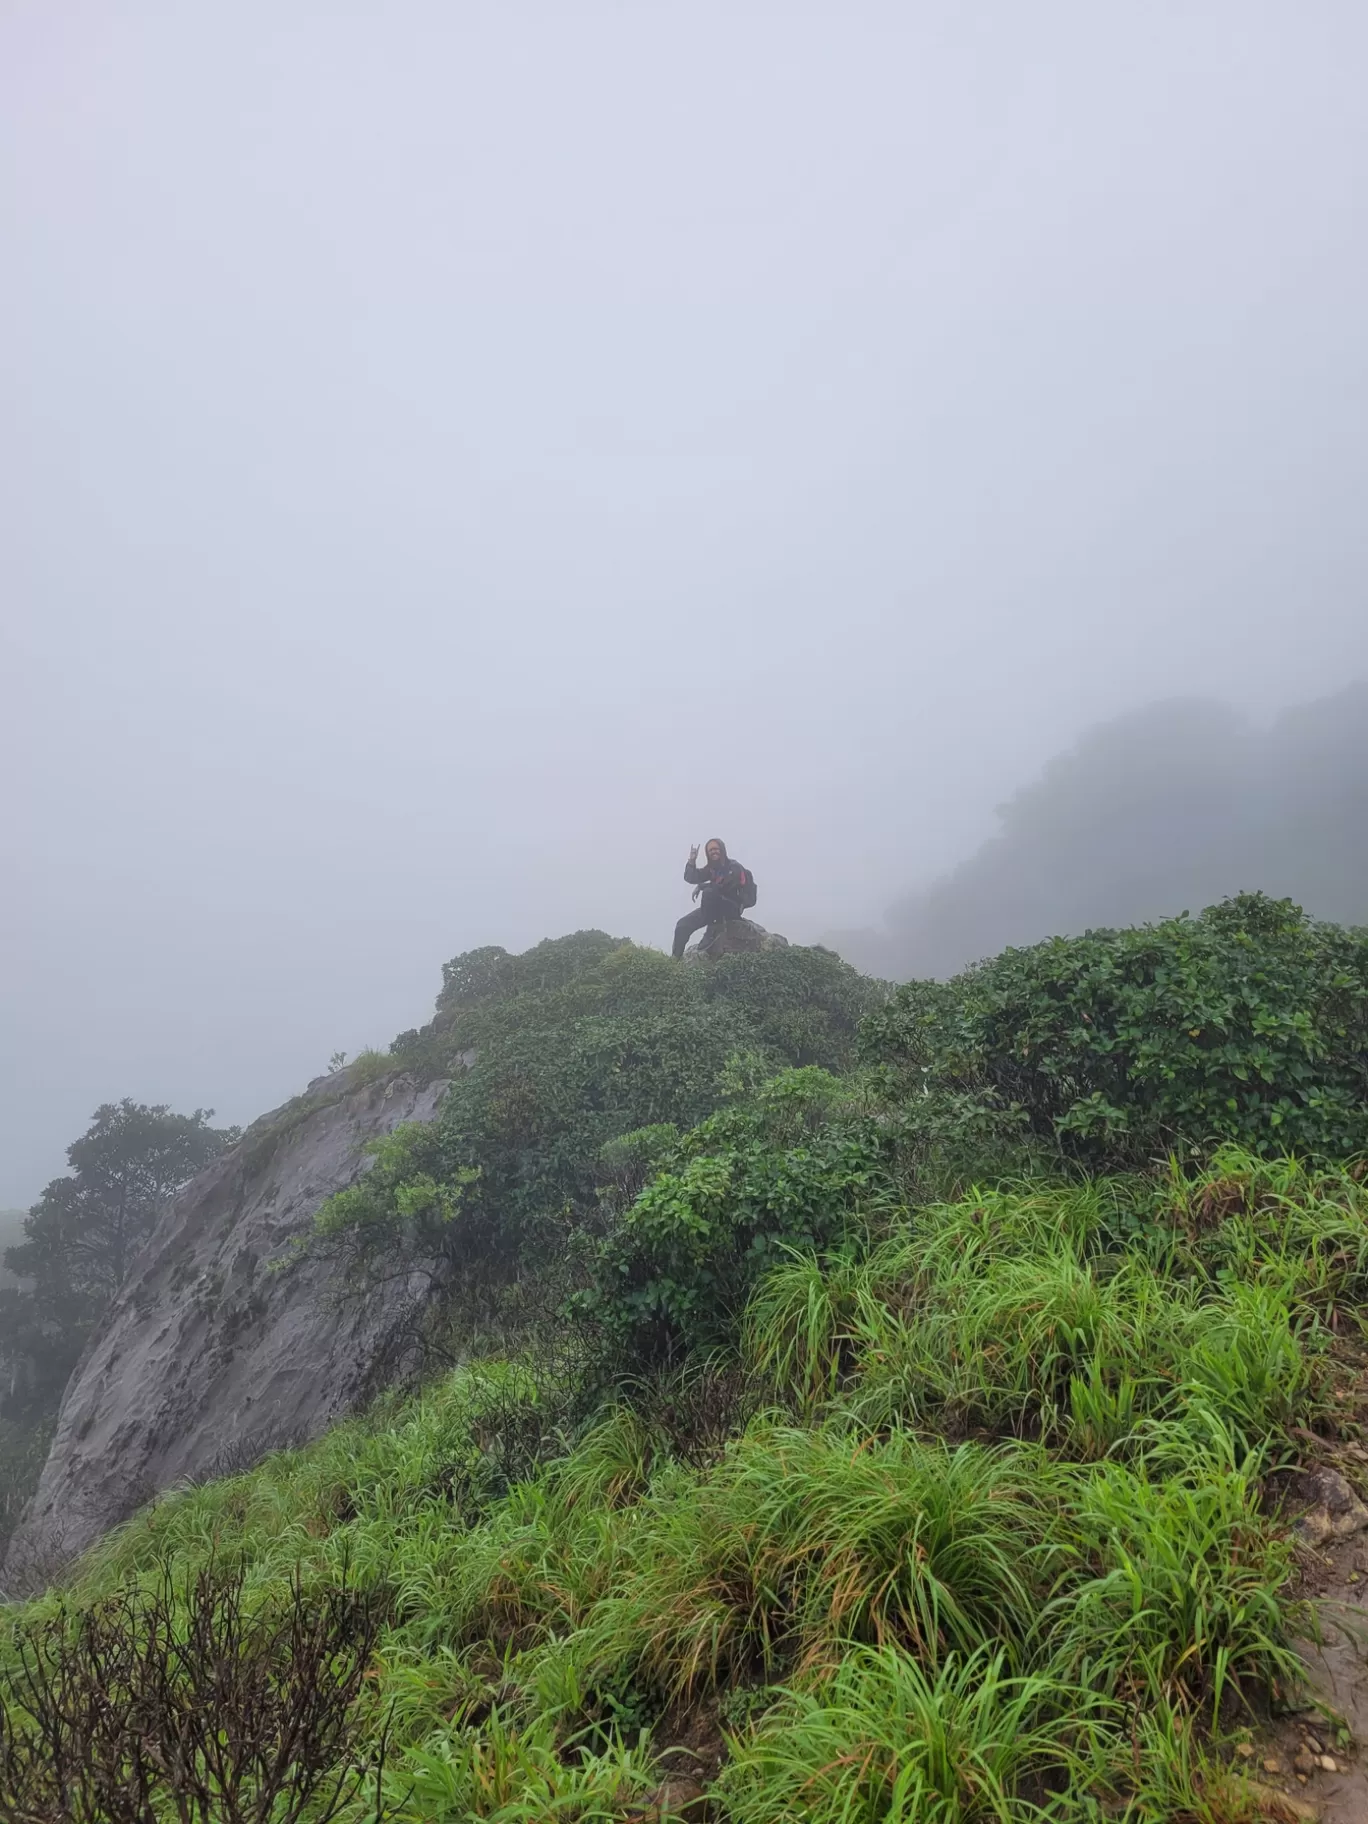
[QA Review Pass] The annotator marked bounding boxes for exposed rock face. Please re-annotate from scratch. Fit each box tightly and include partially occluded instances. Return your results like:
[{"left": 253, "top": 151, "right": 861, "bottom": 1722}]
[
  {"left": 3, "top": 1067, "right": 448, "bottom": 1587},
  {"left": 682, "top": 918, "right": 790, "bottom": 961},
  {"left": 1294, "top": 1465, "right": 1368, "bottom": 1547}
]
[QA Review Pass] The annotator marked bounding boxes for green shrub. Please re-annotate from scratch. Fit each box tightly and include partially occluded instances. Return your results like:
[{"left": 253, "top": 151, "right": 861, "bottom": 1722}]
[
  {"left": 861, "top": 892, "right": 1368, "bottom": 1165},
  {"left": 319, "top": 941, "right": 884, "bottom": 1325},
  {"left": 434, "top": 931, "right": 626, "bottom": 1017},
  {"left": 574, "top": 1071, "right": 898, "bottom": 1368},
  {"left": 344, "top": 1046, "right": 396, "bottom": 1088},
  {"left": 700, "top": 944, "right": 888, "bottom": 1067}
]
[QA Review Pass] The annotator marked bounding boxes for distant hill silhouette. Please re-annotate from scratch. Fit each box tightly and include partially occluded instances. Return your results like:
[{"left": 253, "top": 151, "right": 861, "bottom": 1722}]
[{"left": 829, "top": 683, "right": 1368, "bottom": 980}]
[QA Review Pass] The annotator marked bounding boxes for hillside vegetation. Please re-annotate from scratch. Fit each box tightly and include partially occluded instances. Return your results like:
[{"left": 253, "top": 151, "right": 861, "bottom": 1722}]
[
  {"left": 3, "top": 894, "right": 1368, "bottom": 1822},
  {"left": 0, "top": 1215, "right": 24, "bottom": 1293}
]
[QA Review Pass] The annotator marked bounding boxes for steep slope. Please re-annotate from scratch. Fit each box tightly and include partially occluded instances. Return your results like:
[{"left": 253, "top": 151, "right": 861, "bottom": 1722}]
[
  {"left": 5, "top": 932, "right": 878, "bottom": 1586},
  {"left": 7, "top": 907, "right": 1368, "bottom": 1818},
  {"left": 4, "top": 1066, "right": 447, "bottom": 1583}
]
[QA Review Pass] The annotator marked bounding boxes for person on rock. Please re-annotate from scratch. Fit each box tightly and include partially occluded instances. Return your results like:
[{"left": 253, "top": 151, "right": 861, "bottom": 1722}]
[{"left": 672, "top": 838, "right": 755, "bottom": 959}]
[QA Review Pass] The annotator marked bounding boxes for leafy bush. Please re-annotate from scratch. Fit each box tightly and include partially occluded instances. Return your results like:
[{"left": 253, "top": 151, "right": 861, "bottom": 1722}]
[
  {"left": 862, "top": 892, "right": 1368, "bottom": 1165},
  {"left": 574, "top": 1069, "right": 898, "bottom": 1368},
  {"left": 316, "top": 940, "right": 883, "bottom": 1315},
  {"left": 310, "top": 1123, "right": 477, "bottom": 1251},
  {"left": 699, "top": 943, "right": 887, "bottom": 1067},
  {"left": 434, "top": 931, "right": 626, "bottom": 1017},
  {"left": 345, "top": 1046, "right": 398, "bottom": 1088}
]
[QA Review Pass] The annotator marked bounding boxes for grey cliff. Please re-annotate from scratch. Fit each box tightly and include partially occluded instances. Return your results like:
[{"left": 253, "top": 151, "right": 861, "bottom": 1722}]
[{"left": 4, "top": 1067, "right": 448, "bottom": 1586}]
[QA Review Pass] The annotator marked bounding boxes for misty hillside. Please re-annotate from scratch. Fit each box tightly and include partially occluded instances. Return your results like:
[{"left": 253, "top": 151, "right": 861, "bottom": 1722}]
[
  {"left": 10, "top": 4, "right": 1368, "bottom": 1221},
  {"left": 7, "top": 4, "right": 1368, "bottom": 1817},
  {"left": 5, "top": 899, "right": 1368, "bottom": 1821},
  {"left": 830, "top": 682, "right": 1368, "bottom": 980},
  {"left": 1, "top": 934, "right": 884, "bottom": 1571}
]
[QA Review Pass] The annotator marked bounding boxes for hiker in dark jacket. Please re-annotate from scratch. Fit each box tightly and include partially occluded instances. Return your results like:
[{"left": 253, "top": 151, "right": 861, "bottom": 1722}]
[{"left": 672, "top": 838, "right": 753, "bottom": 958}]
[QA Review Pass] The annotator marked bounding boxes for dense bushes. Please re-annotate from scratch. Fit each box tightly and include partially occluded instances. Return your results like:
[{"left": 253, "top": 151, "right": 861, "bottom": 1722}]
[
  {"left": 317, "top": 937, "right": 884, "bottom": 1300},
  {"left": 322, "top": 899, "right": 1368, "bottom": 1391},
  {"left": 863, "top": 892, "right": 1368, "bottom": 1164},
  {"left": 697, "top": 942, "right": 887, "bottom": 1067},
  {"left": 575, "top": 1068, "right": 899, "bottom": 1368},
  {"left": 433, "top": 931, "right": 628, "bottom": 1018},
  {"left": 9, "top": 904, "right": 1368, "bottom": 1817}
]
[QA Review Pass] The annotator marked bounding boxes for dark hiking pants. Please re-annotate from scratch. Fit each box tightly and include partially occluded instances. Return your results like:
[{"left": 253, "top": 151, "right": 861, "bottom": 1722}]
[{"left": 673, "top": 886, "right": 742, "bottom": 958}]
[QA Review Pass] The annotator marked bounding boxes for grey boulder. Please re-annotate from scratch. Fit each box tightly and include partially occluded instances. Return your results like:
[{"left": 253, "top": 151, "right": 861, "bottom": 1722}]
[
  {"left": 682, "top": 919, "right": 790, "bottom": 961},
  {"left": 4, "top": 1066, "right": 448, "bottom": 1589}
]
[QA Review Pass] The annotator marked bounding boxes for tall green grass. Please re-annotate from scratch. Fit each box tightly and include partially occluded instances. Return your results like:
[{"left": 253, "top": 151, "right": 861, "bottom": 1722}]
[
  {"left": 718, "top": 1644, "right": 1104, "bottom": 1824},
  {"left": 5, "top": 1160, "right": 1359, "bottom": 1821},
  {"left": 751, "top": 1166, "right": 1337, "bottom": 1465}
]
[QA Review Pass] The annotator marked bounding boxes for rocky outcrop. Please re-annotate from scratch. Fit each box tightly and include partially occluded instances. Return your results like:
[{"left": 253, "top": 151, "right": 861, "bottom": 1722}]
[
  {"left": 1294, "top": 1465, "right": 1368, "bottom": 1547},
  {"left": 3, "top": 1066, "right": 448, "bottom": 1587},
  {"left": 682, "top": 919, "right": 790, "bottom": 961}
]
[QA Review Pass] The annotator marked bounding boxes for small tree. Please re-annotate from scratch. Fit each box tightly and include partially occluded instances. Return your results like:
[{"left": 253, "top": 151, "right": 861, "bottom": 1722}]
[
  {"left": 0, "top": 1102, "right": 239, "bottom": 1547},
  {"left": 6, "top": 1101, "right": 239, "bottom": 1321}
]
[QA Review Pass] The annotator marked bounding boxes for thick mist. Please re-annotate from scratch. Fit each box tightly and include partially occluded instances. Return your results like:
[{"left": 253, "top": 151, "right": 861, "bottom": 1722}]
[
  {"left": 5, "top": 3, "right": 1368, "bottom": 1204},
  {"left": 830, "top": 683, "right": 1368, "bottom": 980}
]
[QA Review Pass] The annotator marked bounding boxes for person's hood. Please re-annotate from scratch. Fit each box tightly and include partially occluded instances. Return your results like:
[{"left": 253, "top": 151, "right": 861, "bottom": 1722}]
[{"left": 704, "top": 839, "right": 729, "bottom": 863}]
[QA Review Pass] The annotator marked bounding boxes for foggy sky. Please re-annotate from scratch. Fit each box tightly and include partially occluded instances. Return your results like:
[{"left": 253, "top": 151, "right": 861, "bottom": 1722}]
[
  {"left": 830, "top": 683, "right": 1368, "bottom": 979},
  {"left": 5, "top": 3, "right": 1368, "bottom": 1205}
]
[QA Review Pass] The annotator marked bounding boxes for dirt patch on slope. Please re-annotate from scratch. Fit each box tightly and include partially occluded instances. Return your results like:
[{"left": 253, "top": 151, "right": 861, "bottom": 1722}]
[{"left": 1252, "top": 1454, "right": 1368, "bottom": 1824}]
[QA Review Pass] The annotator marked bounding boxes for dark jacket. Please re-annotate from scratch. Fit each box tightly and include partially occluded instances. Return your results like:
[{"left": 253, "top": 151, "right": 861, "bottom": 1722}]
[{"left": 684, "top": 845, "right": 750, "bottom": 904}]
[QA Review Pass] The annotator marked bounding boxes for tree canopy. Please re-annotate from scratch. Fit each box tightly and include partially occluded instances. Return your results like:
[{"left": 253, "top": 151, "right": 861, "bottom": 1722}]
[{"left": 1, "top": 1102, "right": 239, "bottom": 1550}]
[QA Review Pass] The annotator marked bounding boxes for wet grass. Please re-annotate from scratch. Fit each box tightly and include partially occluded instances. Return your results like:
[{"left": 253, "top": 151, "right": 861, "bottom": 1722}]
[{"left": 4, "top": 1150, "right": 1367, "bottom": 1820}]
